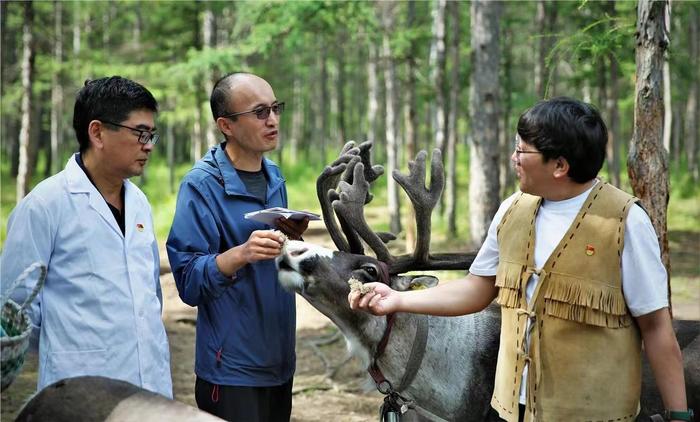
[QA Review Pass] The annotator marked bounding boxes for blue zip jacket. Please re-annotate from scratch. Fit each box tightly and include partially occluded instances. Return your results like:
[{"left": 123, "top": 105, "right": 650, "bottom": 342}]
[{"left": 166, "top": 143, "right": 295, "bottom": 387}]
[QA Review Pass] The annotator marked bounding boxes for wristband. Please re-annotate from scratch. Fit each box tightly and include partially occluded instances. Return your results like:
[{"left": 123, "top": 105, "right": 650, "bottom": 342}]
[{"left": 665, "top": 409, "right": 694, "bottom": 422}]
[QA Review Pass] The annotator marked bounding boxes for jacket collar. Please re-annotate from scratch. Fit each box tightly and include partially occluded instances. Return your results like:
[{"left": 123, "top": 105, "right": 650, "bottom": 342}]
[
  {"left": 65, "top": 154, "right": 97, "bottom": 194},
  {"left": 65, "top": 153, "right": 134, "bottom": 192},
  {"left": 64, "top": 153, "right": 132, "bottom": 238},
  {"left": 208, "top": 143, "right": 285, "bottom": 199}
]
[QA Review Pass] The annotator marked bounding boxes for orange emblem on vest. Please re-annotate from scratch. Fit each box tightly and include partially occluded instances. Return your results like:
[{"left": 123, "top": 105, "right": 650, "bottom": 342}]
[{"left": 585, "top": 244, "right": 595, "bottom": 256}]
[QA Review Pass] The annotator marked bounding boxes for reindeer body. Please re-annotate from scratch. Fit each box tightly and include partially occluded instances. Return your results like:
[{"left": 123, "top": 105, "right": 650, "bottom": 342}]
[
  {"left": 279, "top": 242, "right": 502, "bottom": 421},
  {"left": 279, "top": 241, "right": 699, "bottom": 421},
  {"left": 16, "top": 376, "right": 222, "bottom": 422}
]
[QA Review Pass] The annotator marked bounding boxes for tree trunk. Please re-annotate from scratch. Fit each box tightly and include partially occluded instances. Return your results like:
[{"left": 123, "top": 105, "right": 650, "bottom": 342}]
[
  {"left": 317, "top": 48, "right": 328, "bottom": 161},
  {"left": 217, "top": 5, "right": 234, "bottom": 46},
  {"left": 202, "top": 5, "right": 217, "bottom": 148},
  {"left": 534, "top": 0, "right": 547, "bottom": 98},
  {"left": 469, "top": 0, "right": 501, "bottom": 246},
  {"left": 336, "top": 47, "right": 346, "bottom": 144},
  {"left": 628, "top": 0, "right": 671, "bottom": 302},
  {"left": 329, "top": 61, "right": 338, "bottom": 143},
  {"left": 663, "top": 46, "right": 672, "bottom": 152},
  {"left": 290, "top": 54, "right": 302, "bottom": 163},
  {"left": 446, "top": 0, "right": 460, "bottom": 236},
  {"left": 367, "top": 42, "right": 379, "bottom": 145},
  {"left": 606, "top": 53, "right": 622, "bottom": 187},
  {"left": 598, "top": 54, "right": 611, "bottom": 183},
  {"left": 605, "top": 1, "right": 622, "bottom": 188},
  {"left": 499, "top": 26, "right": 514, "bottom": 198},
  {"left": 102, "top": 2, "right": 111, "bottom": 48},
  {"left": 430, "top": 0, "right": 447, "bottom": 153},
  {"left": 685, "top": 6, "right": 699, "bottom": 180},
  {"left": 1, "top": 0, "right": 11, "bottom": 170},
  {"left": 50, "top": 0, "right": 64, "bottom": 176},
  {"left": 404, "top": 1, "right": 418, "bottom": 251},
  {"left": 167, "top": 121, "right": 175, "bottom": 194},
  {"left": 132, "top": 2, "right": 142, "bottom": 49},
  {"left": 671, "top": 103, "right": 682, "bottom": 164},
  {"left": 534, "top": 0, "right": 557, "bottom": 98},
  {"left": 381, "top": 2, "right": 401, "bottom": 235},
  {"left": 72, "top": 2, "right": 81, "bottom": 55},
  {"left": 16, "top": 1, "right": 35, "bottom": 203},
  {"left": 191, "top": 104, "right": 203, "bottom": 162}
]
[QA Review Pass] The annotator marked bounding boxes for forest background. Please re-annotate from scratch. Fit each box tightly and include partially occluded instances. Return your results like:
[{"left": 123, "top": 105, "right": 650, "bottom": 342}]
[
  {"left": 0, "top": 0, "right": 698, "bottom": 304},
  {"left": 1, "top": 1, "right": 699, "bottom": 419}
]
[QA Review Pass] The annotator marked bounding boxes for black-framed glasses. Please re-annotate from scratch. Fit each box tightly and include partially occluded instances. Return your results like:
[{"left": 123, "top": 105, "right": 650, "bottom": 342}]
[
  {"left": 221, "top": 102, "right": 285, "bottom": 120},
  {"left": 102, "top": 120, "right": 160, "bottom": 145},
  {"left": 514, "top": 136, "right": 542, "bottom": 159}
]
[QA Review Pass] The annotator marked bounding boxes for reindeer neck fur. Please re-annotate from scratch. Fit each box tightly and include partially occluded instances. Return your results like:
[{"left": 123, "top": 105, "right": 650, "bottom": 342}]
[
  {"left": 374, "top": 309, "right": 501, "bottom": 421},
  {"left": 308, "top": 294, "right": 388, "bottom": 369}
]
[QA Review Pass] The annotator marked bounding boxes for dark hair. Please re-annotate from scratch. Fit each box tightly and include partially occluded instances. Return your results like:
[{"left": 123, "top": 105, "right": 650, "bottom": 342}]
[
  {"left": 516, "top": 96, "right": 607, "bottom": 183},
  {"left": 73, "top": 76, "right": 158, "bottom": 153},
  {"left": 210, "top": 71, "right": 250, "bottom": 121}
]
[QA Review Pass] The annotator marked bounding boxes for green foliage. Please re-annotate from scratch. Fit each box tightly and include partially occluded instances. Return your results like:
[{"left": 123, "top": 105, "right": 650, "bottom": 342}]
[
  {"left": 668, "top": 163, "right": 700, "bottom": 233},
  {"left": 1, "top": 0, "right": 698, "bottom": 262},
  {"left": 545, "top": 3, "right": 636, "bottom": 93}
]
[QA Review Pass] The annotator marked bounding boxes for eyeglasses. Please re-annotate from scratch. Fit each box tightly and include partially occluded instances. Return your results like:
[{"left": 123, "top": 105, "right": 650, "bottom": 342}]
[
  {"left": 221, "top": 102, "right": 285, "bottom": 120},
  {"left": 102, "top": 121, "right": 160, "bottom": 145},
  {"left": 514, "top": 137, "right": 542, "bottom": 159}
]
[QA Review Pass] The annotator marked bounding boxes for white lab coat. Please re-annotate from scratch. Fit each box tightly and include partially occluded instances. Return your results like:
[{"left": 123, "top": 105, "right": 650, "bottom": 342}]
[{"left": 0, "top": 155, "right": 172, "bottom": 397}]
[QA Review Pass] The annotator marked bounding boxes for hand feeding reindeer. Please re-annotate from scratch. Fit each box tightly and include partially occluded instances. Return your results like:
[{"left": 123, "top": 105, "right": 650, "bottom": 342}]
[{"left": 278, "top": 141, "right": 699, "bottom": 422}]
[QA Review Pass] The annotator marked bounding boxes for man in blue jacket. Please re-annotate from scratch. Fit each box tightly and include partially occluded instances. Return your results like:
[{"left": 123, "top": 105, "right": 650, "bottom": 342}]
[{"left": 167, "top": 72, "right": 307, "bottom": 422}]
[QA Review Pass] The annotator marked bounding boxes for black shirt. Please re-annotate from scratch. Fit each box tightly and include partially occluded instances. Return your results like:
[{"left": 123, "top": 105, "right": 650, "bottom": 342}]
[
  {"left": 75, "top": 153, "right": 126, "bottom": 235},
  {"left": 236, "top": 168, "right": 268, "bottom": 203}
]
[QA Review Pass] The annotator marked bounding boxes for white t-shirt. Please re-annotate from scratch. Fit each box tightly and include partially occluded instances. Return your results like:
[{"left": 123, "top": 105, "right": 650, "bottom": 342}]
[{"left": 469, "top": 180, "right": 669, "bottom": 403}]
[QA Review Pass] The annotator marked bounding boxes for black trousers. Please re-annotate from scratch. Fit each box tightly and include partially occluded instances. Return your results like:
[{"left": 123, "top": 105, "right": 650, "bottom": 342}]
[{"left": 195, "top": 377, "right": 293, "bottom": 422}]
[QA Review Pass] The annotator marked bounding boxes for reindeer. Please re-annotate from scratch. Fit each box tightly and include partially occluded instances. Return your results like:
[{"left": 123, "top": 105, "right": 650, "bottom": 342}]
[
  {"left": 277, "top": 141, "right": 699, "bottom": 421},
  {"left": 15, "top": 376, "right": 223, "bottom": 421}
]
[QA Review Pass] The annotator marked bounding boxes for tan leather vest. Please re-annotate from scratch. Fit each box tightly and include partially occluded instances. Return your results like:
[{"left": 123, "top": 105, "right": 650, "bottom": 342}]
[{"left": 490, "top": 183, "right": 642, "bottom": 422}]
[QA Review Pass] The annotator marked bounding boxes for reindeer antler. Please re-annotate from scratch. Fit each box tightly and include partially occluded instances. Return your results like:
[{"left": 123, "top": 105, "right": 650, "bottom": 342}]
[
  {"left": 316, "top": 141, "right": 360, "bottom": 253},
  {"left": 391, "top": 148, "right": 475, "bottom": 273},
  {"left": 393, "top": 149, "right": 443, "bottom": 264},
  {"left": 319, "top": 142, "right": 476, "bottom": 274},
  {"left": 334, "top": 162, "right": 393, "bottom": 263}
]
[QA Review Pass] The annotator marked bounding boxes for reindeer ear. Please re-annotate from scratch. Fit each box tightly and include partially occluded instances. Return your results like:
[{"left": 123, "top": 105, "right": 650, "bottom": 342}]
[{"left": 392, "top": 275, "right": 439, "bottom": 291}]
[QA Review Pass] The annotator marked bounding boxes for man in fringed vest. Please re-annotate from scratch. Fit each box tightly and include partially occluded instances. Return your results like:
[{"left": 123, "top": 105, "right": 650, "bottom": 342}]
[{"left": 349, "top": 97, "right": 691, "bottom": 422}]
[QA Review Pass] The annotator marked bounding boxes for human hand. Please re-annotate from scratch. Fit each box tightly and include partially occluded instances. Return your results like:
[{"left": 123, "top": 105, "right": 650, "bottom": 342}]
[
  {"left": 348, "top": 282, "right": 400, "bottom": 316},
  {"left": 241, "top": 230, "right": 286, "bottom": 263},
  {"left": 275, "top": 217, "right": 309, "bottom": 240}
]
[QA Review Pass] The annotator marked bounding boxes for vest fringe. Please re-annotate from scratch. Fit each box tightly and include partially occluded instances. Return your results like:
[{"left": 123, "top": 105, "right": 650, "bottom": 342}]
[
  {"left": 494, "top": 262, "right": 525, "bottom": 308},
  {"left": 544, "top": 275, "right": 632, "bottom": 328}
]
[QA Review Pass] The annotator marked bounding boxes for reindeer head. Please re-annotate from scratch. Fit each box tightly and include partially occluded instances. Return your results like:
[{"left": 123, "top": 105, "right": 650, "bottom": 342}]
[{"left": 277, "top": 141, "right": 476, "bottom": 323}]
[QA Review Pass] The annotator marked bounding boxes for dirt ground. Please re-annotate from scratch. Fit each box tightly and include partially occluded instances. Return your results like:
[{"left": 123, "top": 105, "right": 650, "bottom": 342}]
[
  {"left": 0, "top": 273, "right": 382, "bottom": 421},
  {"left": 1, "top": 228, "right": 698, "bottom": 421}
]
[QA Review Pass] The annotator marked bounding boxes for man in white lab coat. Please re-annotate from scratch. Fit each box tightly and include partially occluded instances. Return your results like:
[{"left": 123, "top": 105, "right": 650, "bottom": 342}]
[{"left": 1, "top": 76, "right": 172, "bottom": 397}]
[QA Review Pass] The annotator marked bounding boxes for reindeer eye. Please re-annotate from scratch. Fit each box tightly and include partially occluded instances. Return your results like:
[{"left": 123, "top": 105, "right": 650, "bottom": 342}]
[{"left": 361, "top": 264, "right": 378, "bottom": 279}]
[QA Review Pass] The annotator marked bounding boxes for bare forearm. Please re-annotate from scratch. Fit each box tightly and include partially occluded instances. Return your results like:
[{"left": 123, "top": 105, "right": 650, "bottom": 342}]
[
  {"left": 215, "top": 245, "right": 247, "bottom": 277},
  {"left": 637, "top": 309, "right": 687, "bottom": 412},
  {"left": 397, "top": 274, "right": 497, "bottom": 316}
]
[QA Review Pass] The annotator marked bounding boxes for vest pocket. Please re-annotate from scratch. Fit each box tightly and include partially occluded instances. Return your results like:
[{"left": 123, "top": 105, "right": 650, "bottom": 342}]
[{"left": 543, "top": 274, "right": 632, "bottom": 328}]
